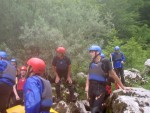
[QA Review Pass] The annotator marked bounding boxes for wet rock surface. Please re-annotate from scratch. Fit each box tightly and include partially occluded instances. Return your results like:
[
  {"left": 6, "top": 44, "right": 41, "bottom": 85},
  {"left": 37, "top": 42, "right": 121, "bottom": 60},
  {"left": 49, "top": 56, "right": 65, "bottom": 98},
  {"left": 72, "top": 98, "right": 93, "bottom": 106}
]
[{"left": 106, "top": 88, "right": 150, "bottom": 113}]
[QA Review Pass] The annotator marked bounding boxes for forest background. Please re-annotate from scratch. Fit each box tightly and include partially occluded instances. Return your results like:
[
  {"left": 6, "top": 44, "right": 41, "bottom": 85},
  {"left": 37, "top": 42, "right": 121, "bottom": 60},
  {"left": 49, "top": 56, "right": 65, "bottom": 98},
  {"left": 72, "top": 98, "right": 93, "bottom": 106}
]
[{"left": 0, "top": 0, "right": 150, "bottom": 98}]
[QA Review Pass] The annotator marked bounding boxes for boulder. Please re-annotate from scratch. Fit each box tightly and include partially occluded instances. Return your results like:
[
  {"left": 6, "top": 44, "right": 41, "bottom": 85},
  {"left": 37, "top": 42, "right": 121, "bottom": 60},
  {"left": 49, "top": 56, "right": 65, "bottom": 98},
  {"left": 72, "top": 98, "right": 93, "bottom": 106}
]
[
  {"left": 76, "top": 72, "right": 87, "bottom": 78},
  {"left": 145, "top": 59, "right": 150, "bottom": 67},
  {"left": 54, "top": 100, "right": 91, "bottom": 113},
  {"left": 124, "top": 69, "right": 142, "bottom": 86},
  {"left": 106, "top": 87, "right": 150, "bottom": 113}
]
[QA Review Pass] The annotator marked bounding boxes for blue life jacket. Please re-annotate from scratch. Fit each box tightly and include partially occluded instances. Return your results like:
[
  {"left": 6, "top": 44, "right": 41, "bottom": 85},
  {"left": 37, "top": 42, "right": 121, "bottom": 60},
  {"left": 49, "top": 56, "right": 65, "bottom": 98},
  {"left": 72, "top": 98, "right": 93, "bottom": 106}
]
[
  {"left": 0, "top": 60, "right": 16, "bottom": 86},
  {"left": 89, "top": 61, "right": 107, "bottom": 82},
  {"left": 111, "top": 52, "right": 125, "bottom": 68}
]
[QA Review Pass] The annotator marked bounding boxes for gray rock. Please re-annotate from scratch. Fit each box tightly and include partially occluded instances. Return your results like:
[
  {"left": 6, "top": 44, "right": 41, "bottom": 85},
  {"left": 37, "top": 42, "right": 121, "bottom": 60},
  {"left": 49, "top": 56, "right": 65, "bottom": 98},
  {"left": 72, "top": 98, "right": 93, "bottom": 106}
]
[
  {"left": 145, "top": 59, "right": 150, "bottom": 67},
  {"left": 106, "top": 88, "right": 150, "bottom": 113},
  {"left": 76, "top": 72, "right": 87, "bottom": 78}
]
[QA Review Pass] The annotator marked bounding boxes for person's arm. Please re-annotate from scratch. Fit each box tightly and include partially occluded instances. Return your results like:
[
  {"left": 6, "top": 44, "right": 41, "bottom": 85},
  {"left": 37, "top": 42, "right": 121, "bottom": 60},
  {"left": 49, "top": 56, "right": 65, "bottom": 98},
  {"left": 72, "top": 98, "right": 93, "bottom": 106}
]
[
  {"left": 85, "top": 74, "right": 89, "bottom": 99},
  {"left": 52, "top": 65, "right": 60, "bottom": 83},
  {"left": 52, "top": 65, "right": 59, "bottom": 78},
  {"left": 52, "top": 57, "right": 60, "bottom": 83},
  {"left": 66, "top": 64, "right": 72, "bottom": 83},
  {"left": 13, "top": 85, "right": 20, "bottom": 100},
  {"left": 66, "top": 57, "right": 72, "bottom": 83},
  {"left": 24, "top": 77, "right": 42, "bottom": 113},
  {"left": 109, "top": 70, "right": 125, "bottom": 89},
  {"left": 121, "top": 53, "right": 125, "bottom": 64},
  {"left": 67, "top": 64, "right": 71, "bottom": 78},
  {"left": 110, "top": 53, "right": 114, "bottom": 69}
]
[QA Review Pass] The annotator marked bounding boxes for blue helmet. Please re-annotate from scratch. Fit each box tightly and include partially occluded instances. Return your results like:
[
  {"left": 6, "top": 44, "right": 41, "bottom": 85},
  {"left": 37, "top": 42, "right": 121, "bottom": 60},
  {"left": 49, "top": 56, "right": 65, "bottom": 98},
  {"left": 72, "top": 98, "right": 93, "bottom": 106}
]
[
  {"left": 88, "top": 45, "right": 101, "bottom": 53},
  {"left": 114, "top": 46, "right": 120, "bottom": 51},
  {"left": 101, "top": 53, "right": 105, "bottom": 58},
  {"left": 11, "top": 58, "right": 17, "bottom": 62},
  {"left": 0, "top": 51, "right": 7, "bottom": 59}
]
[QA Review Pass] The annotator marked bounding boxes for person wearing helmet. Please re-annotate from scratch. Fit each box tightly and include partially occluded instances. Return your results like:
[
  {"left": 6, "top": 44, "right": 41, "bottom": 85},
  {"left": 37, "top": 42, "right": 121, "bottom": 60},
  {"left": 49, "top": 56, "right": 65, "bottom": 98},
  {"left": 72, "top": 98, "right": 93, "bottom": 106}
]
[
  {"left": 0, "top": 51, "right": 16, "bottom": 113},
  {"left": 23, "top": 58, "right": 53, "bottom": 113},
  {"left": 8, "top": 58, "right": 20, "bottom": 107},
  {"left": 52, "top": 46, "right": 76, "bottom": 102},
  {"left": 101, "top": 53, "right": 105, "bottom": 59},
  {"left": 85, "top": 45, "right": 128, "bottom": 113},
  {"left": 13, "top": 66, "right": 27, "bottom": 105},
  {"left": 110, "top": 46, "right": 126, "bottom": 89},
  {"left": 10, "top": 58, "right": 19, "bottom": 76}
]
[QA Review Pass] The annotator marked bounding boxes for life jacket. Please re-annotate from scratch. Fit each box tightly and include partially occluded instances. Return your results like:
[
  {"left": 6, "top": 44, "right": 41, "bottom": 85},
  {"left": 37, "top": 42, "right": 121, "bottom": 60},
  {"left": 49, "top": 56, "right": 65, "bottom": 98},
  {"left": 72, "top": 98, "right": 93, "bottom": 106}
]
[
  {"left": 112, "top": 52, "right": 124, "bottom": 68},
  {"left": 0, "top": 60, "right": 16, "bottom": 85},
  {"left": 112, "top": 52, "right": 123, "bottom": 61},
  {"left": 55, "top": 56, "right": 68, "bottom": 71},
  {"left": 89, "top": 60, "right": 107, "bottom": 82},
  {"left": 17, "top": 76, "right": 26, "bottom": 91},
  {"left": 38, "top": 76, "right": 53, "bottom": 108}
]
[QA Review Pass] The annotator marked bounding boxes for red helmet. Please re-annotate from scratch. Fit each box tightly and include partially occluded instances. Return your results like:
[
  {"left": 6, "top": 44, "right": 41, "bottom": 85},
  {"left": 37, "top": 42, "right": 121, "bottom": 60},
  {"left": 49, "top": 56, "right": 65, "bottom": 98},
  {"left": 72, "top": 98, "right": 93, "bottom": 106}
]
[
  {"left": 56, "top": 47, "right": 66, "bottom": 54},
  {"left": 27, "top": 58, "right": 46, "bottom": 74},
  {"left": 20, "top": 66, "right": 27, "bottom": 71}
]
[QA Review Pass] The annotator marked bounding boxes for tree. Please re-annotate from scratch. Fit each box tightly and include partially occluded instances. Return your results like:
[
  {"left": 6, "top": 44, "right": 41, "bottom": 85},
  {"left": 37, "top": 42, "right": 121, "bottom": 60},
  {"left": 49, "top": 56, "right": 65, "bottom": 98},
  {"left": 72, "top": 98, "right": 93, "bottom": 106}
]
[{"left": 122, "top": 37, "right": 146, "bottom": 70}]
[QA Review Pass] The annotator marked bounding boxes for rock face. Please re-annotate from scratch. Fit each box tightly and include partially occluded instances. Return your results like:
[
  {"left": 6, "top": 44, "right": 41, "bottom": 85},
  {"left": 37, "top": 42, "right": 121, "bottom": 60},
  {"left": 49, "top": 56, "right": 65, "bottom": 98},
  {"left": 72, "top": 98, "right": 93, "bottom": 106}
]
[
  {"left": 106, "top": 88, "right": 150, "bottom": 113},
  {"left": 145, "top": 59, "right": 150, "bottom": 67},
  {"left": 124, "top": 69, "right": 142, "bottom": 81},
  {"left": 124, "top": 69, "right": 147, "bottom": 86},
  {"left": 144, "top": 59, "right": 150, "bottom": 75},
  {"left": 54, "top": 100, "right": 91, "bottom": 113},
  {"left": 53, "top": 88, "right": 150, "bottom": 113}
]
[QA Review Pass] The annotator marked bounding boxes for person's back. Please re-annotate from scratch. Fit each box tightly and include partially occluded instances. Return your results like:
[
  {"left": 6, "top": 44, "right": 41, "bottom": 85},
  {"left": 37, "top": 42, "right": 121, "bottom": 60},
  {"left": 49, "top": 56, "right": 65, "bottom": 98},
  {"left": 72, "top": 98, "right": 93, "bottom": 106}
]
[
  {"left": 111, "top": 46, "right": 126, "bottom": 87},
  {"left": 111, "top": 46, "right": 125, "bottom": 69},
  {"left": 24, "top": 58, "right": 53, "bottom": 113},
  {"left": 0, "top": 51, "right": 16, "bottom": 113}
]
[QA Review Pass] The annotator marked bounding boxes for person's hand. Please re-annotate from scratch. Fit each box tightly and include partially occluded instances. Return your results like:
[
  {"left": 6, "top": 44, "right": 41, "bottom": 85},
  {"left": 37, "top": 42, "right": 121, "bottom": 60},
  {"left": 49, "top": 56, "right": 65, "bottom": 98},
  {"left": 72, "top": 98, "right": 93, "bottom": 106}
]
[
  {"left": 55, "top": 76, "right": 60, "bottom": 83},
  {"left": 16, "top": 95, "right": 20, "bottom": 100},
  {"left": 122, "top": 87, "right": 132, "bottom": 93},
  {"left": 121, "top": 61, "right": 124, "bottom": 64},
  {"left": 66, "top": 76, "right": 72, "bottom": 84}
]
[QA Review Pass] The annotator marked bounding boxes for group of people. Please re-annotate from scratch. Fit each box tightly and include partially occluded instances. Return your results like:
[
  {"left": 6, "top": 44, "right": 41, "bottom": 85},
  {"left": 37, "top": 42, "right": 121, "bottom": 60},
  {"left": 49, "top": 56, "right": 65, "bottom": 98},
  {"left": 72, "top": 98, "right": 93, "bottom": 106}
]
[
  {"left": 85, "top": 45, "right": 128, "bottom": 113},
  {"left": 0, "top": 52, "right": 53, "bottom": 113},
  {"left": 0, "top": 45, "right": 128, "bottom": 113}
]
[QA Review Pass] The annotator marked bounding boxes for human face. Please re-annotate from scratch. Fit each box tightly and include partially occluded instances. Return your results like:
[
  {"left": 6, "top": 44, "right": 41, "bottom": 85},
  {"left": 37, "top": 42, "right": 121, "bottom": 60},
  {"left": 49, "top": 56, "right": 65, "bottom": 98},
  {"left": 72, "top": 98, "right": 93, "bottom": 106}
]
[
  {"left": 89, "top": 50, "right": 96, "bottom": 59},
  {"left": 11, "top": 62, "right": 17, "bottom": 67},
  {"left": 57, "top": 52, "right": 64, "bottom": 58},
  {"left": 20, "top": 70, "right": 27, "bottom": 77}
]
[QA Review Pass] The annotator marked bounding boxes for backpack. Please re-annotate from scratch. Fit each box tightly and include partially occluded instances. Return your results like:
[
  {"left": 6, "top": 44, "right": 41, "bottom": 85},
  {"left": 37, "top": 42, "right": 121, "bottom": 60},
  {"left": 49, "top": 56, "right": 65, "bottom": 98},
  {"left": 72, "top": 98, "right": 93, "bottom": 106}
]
[
  {"left": 112, "top": 52, "right": 123, "bottom": 61},
  {"left": 38, "top": 76, "right": 53, "bottom": 109},
  {"left": 101, "top": 58, "right": 114, "bottom": 83}
]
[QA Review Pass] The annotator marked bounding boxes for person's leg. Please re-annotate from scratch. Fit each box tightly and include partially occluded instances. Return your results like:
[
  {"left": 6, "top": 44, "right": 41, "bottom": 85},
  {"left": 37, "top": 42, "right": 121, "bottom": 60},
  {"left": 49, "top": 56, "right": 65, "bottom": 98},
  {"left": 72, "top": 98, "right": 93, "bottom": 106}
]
[
  {"left": 90, "top": 83, "right": 106, "bottom": 113},
  {"left": 119, "top": 68, "right": 126, "bottom": 85},
  {"left": 0, "top": 82, "right": 13, "bottom": 113},
  {"left": 67, "top": 82, "right": 76, "bottom": 102},
  {"left": 114, "top": 68, "right": 120, "bottom": 89},
  {"left": 55, "top": 81, "right": 61, "bottom": 102}
]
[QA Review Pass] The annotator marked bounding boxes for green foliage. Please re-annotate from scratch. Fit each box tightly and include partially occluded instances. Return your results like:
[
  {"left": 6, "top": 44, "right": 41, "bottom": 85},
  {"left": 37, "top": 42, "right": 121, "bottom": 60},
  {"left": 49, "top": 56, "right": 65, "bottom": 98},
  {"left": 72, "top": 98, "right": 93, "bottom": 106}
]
[
  {"left": 122, "top": 37, "right": 146, "bottom": 70},
  {"left": 104, "top": 36, "right": 123, "bottom": 58},
  {"left": 99, "top": 0, "right": 143, "bottom": 38},
  {"left": 0, "top": 0, "right": 150, "bottom": 99},
  {"left": 73, "top": 76, "right": 86, "bottom": 99}
]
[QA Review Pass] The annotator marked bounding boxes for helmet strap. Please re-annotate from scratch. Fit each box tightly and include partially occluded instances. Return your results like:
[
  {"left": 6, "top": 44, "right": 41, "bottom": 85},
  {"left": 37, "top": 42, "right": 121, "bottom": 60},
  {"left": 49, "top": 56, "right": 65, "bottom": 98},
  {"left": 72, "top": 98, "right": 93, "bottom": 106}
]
[
  {"left": 26, "top": 66, "right": 33, "bottom": 78},
  {"left": 92, "top": 51, "right": 100, "bottom": 63}
]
